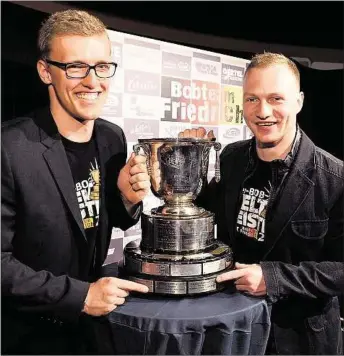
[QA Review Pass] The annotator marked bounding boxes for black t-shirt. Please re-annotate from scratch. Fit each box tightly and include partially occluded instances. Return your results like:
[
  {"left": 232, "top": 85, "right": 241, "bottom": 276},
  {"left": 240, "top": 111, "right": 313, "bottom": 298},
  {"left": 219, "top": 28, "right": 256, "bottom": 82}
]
[
  {"left": 61, "top": 135, "right": 100, "bottom": 245},
  {"left": 235, "top": 158, "right": 272, "bottom": 264}
]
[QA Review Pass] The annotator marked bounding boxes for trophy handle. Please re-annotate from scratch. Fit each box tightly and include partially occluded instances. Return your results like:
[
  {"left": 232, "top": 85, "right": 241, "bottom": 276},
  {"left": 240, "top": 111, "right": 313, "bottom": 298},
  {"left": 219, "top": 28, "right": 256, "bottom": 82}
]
[
  {"left": 213, "top": 141, "right": 221, "bottom": 183},
  {"left": 133, "top": 143, "right": 152, "bottom": 176}
]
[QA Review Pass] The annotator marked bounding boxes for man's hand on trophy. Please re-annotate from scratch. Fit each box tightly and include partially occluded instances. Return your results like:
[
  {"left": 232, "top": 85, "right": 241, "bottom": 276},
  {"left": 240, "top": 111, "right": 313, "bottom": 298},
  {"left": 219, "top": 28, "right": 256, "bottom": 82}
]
[
  {"left": 82, "top": 277, "right": 149, "bottom": 316},
  {"left": 118, "top": 152, "right": 151, "bottom": 205},
  {"left": 178, "top": 127, "right": 216, "bottom": 139}
]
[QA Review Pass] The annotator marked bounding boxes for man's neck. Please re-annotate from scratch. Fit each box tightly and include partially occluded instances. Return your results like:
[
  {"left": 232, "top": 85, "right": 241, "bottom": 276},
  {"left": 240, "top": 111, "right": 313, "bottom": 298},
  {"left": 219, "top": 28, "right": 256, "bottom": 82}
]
[
  {"left": 50, "top": 103, "right": 94, "bottom": 143},
  {"left": 256, "top": 127, "right": 296, "bottom": 162}
]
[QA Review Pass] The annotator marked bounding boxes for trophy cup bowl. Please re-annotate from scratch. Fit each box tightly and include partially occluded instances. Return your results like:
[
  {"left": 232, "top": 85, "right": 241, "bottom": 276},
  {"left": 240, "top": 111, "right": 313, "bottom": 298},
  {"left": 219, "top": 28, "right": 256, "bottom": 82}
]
[{"left": 123, "top": 137, "right": 234, "bottom": 295}]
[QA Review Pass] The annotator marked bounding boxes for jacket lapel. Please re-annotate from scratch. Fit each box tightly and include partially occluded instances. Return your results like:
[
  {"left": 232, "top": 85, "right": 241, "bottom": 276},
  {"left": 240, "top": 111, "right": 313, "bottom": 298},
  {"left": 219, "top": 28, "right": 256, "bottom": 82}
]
[
  {"left": 262, "top": 132, "right": 316, "bottom": 259},
  {"left": 94, "top": 121, "right": 108, "bottom": 233},
  {"left": 36, "top": 108, "right": 87, "bottom": 242},
  {"left": 94, "top": 120, "right": 111, "bottom": 263}
]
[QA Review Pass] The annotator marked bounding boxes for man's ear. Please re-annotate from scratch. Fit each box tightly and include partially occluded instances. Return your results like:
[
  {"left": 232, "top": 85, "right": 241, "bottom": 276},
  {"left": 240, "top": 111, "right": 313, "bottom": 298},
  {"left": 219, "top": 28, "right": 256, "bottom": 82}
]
[
  {"left": 296, "top": 91, "right": 304, "bottom": 114},
  {"left": 37, "top": 59, "right": 52, "bottom": 85}
]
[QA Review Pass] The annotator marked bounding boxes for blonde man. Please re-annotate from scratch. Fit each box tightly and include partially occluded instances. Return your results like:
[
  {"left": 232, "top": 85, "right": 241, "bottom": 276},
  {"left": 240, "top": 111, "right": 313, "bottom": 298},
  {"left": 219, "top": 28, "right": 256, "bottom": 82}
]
[
  {"left": 2, "top": 9, "right": 150, "bottom": 354},
  {"left": 180, "top": 53, "right": 344, "bottom": 355}
]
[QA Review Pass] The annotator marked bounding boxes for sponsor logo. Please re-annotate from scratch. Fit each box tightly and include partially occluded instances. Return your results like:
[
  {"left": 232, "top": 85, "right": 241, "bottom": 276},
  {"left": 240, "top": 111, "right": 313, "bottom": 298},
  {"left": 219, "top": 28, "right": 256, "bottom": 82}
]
[
  {"left": 221, "top": 64, "right": 245, "bottom": 85},
  {"left": 194, "top": 61, "right": 218, "bottom": 76},
  {"left": 125, "top": 118, "right": 159, "bottom": 141},
  {"left": 223, "top": 127, "right": 241, "bottom": 139},
  {"left": 111, "top": 41, "right": 122, "bottom": 66},
  {"left": 162, "top": 52, "right": 191, "bottom": 78},
  {"left": 161, "top": 77, "right": 220, "bottom": 124},
  {"left": 123, "top": 94, "right": 162, "bottom": 119},
  {"left": 102, "top": 92, "right": 122, "bottom": 117},
  {"left": 124, "top": 70, "right": 160, "bottom": 96}
]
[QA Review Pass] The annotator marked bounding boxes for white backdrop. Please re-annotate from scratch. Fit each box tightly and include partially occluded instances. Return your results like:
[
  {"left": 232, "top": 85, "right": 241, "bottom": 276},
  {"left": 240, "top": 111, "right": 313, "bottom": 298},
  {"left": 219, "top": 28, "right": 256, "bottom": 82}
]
[{"left": 100, "top": 28, "right": 252, "bottom": 265}]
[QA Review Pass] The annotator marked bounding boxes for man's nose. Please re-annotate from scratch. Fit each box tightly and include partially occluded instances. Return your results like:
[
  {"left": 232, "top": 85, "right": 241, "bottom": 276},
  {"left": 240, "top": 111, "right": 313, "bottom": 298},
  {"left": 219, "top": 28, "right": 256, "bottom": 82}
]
[
  {"left": 81, "top": 68, "right": 99, "bottom": 88},
  {"left": 256, "top": 101, "right": 272, "bottom": 120}
]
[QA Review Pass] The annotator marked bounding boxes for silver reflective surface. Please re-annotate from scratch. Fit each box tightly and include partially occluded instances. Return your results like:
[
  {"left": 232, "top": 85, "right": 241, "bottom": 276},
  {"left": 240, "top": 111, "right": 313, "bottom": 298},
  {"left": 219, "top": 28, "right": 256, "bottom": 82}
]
[
  {"left": 134, "top": 138, "right": 221, "bottom": 218},
  {"left": 141, "top": 210, "right": 214, "bottom": 253}
]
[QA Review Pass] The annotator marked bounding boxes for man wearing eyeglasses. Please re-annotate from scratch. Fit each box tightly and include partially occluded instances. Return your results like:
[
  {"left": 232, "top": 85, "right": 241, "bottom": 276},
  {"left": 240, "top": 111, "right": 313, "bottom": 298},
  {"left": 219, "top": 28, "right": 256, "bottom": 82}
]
[{"left": 2, "top": 9, "right": 150, "bottom": 355}]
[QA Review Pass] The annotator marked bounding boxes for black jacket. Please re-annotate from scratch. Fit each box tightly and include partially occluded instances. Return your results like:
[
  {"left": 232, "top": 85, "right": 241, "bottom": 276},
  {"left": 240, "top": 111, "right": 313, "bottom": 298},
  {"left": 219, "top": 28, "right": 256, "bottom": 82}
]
[
  {"left": 1, "top": 107, "right": 141, "bottom": 352},
  {"left": 197, "top": 130, "right": 344, "bottom": 354}
]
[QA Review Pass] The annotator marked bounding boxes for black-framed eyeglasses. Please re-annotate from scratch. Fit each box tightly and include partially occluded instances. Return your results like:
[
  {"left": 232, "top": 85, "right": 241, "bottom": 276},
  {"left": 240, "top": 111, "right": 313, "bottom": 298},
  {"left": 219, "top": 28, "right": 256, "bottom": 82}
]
[{"left": 44, "top": 59, "right": 117, "bottom": 79}]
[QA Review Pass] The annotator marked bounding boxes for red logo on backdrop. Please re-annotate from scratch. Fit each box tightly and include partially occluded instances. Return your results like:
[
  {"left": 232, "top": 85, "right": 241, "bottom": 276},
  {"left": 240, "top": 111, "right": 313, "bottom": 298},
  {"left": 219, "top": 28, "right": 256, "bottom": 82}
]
[{"left": 161, "top": 77, "right": 220, "bottom": 125}]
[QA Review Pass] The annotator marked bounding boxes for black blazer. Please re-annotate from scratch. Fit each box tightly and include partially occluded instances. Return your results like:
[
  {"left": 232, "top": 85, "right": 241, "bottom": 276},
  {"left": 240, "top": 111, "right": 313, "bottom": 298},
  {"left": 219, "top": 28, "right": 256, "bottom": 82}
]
[
  {"left": 197, "top": 130, "right": 344, "bottom": 355},
  {"left": 1, "top": 107, "right": 141, "bottom": 348}
]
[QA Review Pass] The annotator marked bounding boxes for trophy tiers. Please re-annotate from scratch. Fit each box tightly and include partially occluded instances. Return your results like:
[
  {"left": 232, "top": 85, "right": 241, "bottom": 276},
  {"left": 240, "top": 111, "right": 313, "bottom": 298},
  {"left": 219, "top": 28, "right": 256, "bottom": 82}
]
[{"left": 123, "top": 137, "right": 234, "bottom": 296}]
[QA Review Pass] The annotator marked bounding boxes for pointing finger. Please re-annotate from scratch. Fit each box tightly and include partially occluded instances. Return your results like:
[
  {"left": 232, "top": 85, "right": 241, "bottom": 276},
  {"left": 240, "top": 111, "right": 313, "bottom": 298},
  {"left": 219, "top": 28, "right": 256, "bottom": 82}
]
[
  {"left": 235, "top": 262, "right": 251, "bottom": 269},
  {"left": 114, "top": 279, "right": 150, "bottom": 293},
  {"left": 216, "top": 269, "right": 247, "bottom": 283}
]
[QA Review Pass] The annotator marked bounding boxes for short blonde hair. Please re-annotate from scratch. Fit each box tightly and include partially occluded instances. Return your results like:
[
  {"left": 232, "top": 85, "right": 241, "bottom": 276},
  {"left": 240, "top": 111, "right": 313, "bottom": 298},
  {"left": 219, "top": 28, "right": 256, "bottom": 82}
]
[
  {"left": 38, "top": 9, "right": 108, "bottom": 58},
  {"left": 245, "top": 52, "right": 300, "bottom": 88}
]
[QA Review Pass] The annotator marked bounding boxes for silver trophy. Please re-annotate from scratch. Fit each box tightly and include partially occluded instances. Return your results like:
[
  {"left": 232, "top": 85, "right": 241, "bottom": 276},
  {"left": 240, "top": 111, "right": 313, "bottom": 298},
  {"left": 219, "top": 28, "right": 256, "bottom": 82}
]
[{"left": 123, "top": 137, "right": 233, "bottom": 295}]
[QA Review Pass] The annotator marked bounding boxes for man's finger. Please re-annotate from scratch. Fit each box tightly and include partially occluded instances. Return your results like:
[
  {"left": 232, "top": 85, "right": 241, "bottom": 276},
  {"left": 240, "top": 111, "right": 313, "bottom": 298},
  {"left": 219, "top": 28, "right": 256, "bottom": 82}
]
[
  {"left": 132, "top": 181, "right": 151, "bottom": 192},
  {"left": 190, "top": 128, "right": 197, "bottom": 137},
  {"left": 235, "top": 284, "right": 249, "bottom": 292},
  {"left": 183, "top": 129, "right": 190, "bottom": 138},
  {"left": 216, "top": 269, "right": 247, "bottom": 283},
  {"left": 113, "top": 278, "right": 150, "bottom": 293},
  {"left": 129, "top": 155, "right": 147, "bottom": 166},
  {"left": 129, "top": 173, "right": 150, "bottom": 185},
  {"left": 207, "top": 130, "right": 215, "bottom": 139},
  {"left": 235, "top": 262, "right": 251, "bottom": 269},
  {"left": 197, "top": 127, "right": 206, "bottom": 138}
]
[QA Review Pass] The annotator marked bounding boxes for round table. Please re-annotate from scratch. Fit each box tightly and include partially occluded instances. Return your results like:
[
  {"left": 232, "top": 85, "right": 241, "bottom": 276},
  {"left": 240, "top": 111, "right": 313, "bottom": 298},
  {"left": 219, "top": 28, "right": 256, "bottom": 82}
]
[{"left": 93, "top": 286, "right": 271, "bottom": 355}]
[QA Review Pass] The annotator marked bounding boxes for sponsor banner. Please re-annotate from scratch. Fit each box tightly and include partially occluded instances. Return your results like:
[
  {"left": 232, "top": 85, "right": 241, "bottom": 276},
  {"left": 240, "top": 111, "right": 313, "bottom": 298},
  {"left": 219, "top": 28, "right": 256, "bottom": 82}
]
[
  {"left": 159, "top": 43, "right": 193, "bottom": 57},
  {"left": 122, "top": 94, "right": 164, "bottom": 120},
  {"left": 107, "top": 30, "right": 124, "bottom": 43},
  {"left": 218, "top": 125, "right": 244, "bottom": 145},
  {"left": 221, "top": 63, "right": 245, "bottom": 86},
  {"left": 111, "top": 41, "right": 123, "bottom": 67},
  {"left": 111, "top": 227, "right": 125, "bottom": 240},
  {"left": 123, "top": 235, "right": 142, "bottom": 249},
  {"left": 104, "top": 238, "right": 124, "bottom": 264},
  {"left": 161, "top": 77, "right": 220, "bottom": 125},
  {"left": 109, "top": 67, "right": 124, "bottom": 93},
  {"left": 243, "top": 124, "right": 254, "bottom": 140},
  {"left": 159, "top": 121, "right": 191, "bottom": 138},
  {"left": 143, "top": 192, "right": 162, "bottom": 213},
  {"left": 124, "top": 119, "right": 159, "bottom": 141},
  {"left": 192, "top": 52, "right": 221, "bottom": 83},
  {"left": 123, "top": 38, "right": 161, "bottom": 73},
  {"left": 101, "top": 92, "right": 122, "bottom": 118},
  {"left": 102, "top": 27, "right": 250, "bottom": 261},
  {"left": 101, "top": 116, "right": 124, "bottom": 130},
  {"left": 207, "top": 162, "right": 216, "bottom": 182},
  {"left": 161, "top": 52, "right": 192, "bottom": 79},
  {"left": 221, "top": 85, "right": 244, "bottom": 125},
  {"left": 124, "top": 70, "right": 160, "bottom": 97}
]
